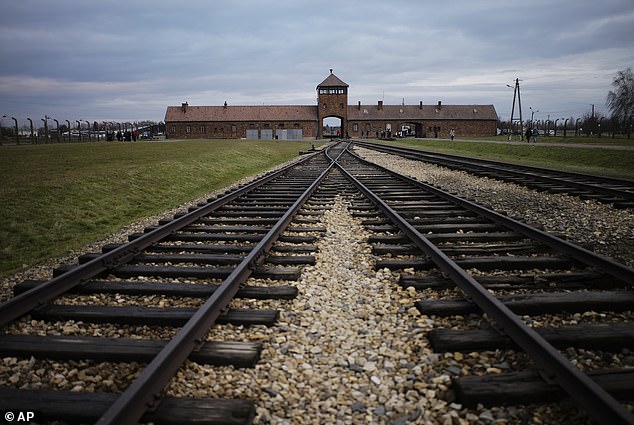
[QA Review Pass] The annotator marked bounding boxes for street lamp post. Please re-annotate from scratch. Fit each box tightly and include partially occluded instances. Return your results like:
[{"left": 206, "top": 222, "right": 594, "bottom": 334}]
[
  {"left": 27, "top": 118, "right": 35, "bottom": 144},
  {"left": 2, "top": 115, "right": 19, "bottom": 145},
  {"left": 564, "top": 118, "right": 569, "bottom": 137},
  {"left": 554, "top": 119, "right": 560, "bottom": 137},
  {"left": 76, "top": 120, "right": 82, "bottom": 142},
  {"left": 529, "top": 107, "right": 538, "bottom": 129},
  {"left": 65, "top": 120, "right": 71, "bottom": 143},
  {"left": 41, "top": 116, "right": 50, "bottom": 144},
  {"left": 53, "top": 119, "right": 60, "bottom": 143},
  {"left": 84, "top": 120, "right": 91, "bottom": 142}
]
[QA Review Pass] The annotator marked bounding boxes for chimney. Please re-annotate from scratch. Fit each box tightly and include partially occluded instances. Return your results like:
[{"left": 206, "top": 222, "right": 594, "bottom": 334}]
[
  {"left": 378, "top": 100, "right": 383, "bottom": 111},
  {"left": 223, "top": 101, "right": 228, "bottom": 109},
  {"left": 419, "top": 101, "right": 423, "bottom": 109},
  {"left": 181, "top": 102, "right": 188, "bottom": 113},
  {"left": 358, "top": 101, "right": 361, "bottom": 110},
  {"left": 437, "top": 101, "right": 442, "bottom": 109}
]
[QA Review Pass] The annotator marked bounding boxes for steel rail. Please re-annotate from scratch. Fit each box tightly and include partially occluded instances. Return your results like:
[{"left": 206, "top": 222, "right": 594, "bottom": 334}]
[
  {"left": 0, "top": 151, "right": 321, "bottom": 328},
  {"left": 353, "top": 140, "right": 634, "bottom": 201},
  {"left": 96, "top": 154, "right": 336, "bottom": 425},
  {"left": 346, "top": 147, "right": 634, "bottom": 285},
  {"left": 353, "top": 140, "right": 634, "bottom": 187},
  {"left": 334, "top": 146, "right": 634, "bottom": 425}
]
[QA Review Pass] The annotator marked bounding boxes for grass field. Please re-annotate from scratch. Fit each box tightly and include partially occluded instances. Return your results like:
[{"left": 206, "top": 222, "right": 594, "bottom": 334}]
[
  {"left": 1, "top": 137, "right": 632, "bottom": 277},
  {"left": 0, "top": 139, "right": 319, "bottom": 276},
  {"left": 379, "top": 137, "right": 634, "bottom": 179},
  {"left": 469, "top": 134, "right": 634, "bottom": 146}
]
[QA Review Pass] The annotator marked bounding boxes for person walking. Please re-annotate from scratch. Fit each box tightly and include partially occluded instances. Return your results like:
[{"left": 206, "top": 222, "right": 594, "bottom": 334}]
[
  {"left": 525, "top": 127, "right": 532, "bottom": 143},
  {"left": 450, "top": 128, "right": 455, "bottom": 141}
]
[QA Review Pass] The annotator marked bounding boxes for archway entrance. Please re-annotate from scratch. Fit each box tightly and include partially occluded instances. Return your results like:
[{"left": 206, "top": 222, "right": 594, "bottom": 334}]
[{"left": 322, "top": 116, "right": 342, "bottom": 138}]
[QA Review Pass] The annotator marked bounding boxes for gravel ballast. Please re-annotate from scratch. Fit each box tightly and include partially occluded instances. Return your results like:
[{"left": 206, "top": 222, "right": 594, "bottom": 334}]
[
  {"left": 355, "top": 146, "right": 634, "bottom": 267},
  {"left": 1, "top": 148, "right": 632, "bottom": 424}
]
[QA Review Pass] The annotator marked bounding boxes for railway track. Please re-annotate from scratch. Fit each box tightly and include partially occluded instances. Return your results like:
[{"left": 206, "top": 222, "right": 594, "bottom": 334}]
[
  {"left": 0, "top": 149, "right": 337, "bottom": 425},
  {"left": 353, "top": 140, "right": 634, "bottom": 209},
  {"left": 1, "top": 141, "right": 632, "bottom": 424},
  {"left": 332, "top": 145, "right": 634, "bottom": 425}
]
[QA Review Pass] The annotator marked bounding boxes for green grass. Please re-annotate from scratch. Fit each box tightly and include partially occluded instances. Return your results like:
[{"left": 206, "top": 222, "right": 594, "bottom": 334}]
[
  {"left": 0, "top": 139, "right": 321, "bottom": 276},
  {"left": 375, "top": 138, "right": 634, "bottom": 179},
  {"left": 468, "top": 134, "right": 634, "bottom": 146}
]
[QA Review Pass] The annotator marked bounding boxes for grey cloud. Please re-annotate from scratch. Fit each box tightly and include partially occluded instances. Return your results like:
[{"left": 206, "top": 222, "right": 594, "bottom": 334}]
[{"left": 1, "top": 0, "right": 632, "bottom": 122}]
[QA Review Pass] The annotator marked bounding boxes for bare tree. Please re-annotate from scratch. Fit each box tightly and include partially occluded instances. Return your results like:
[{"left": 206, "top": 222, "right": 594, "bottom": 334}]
[{"left": 606, "top": 68, "right": 634, "bottom": 122}]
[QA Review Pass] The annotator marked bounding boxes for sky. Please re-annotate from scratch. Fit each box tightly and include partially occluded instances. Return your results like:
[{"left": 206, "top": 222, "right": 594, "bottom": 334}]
[{"left": 1, "top": 0, "right": 633, "bottom": 127}]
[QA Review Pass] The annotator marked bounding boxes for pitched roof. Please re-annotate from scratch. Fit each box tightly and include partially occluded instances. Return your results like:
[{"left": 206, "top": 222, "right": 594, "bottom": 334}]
[
  {"left": 317, "top": 71, "right": 349, "bottom": 88},
  {"left": 165, "top": 105, "right": 318, "bottom": 122},
  {"left": 165, "top": 103, "right": 497, "bottom": 123},
  {"left": 347, "top": 104, "right": 497, "bottom": 121}
]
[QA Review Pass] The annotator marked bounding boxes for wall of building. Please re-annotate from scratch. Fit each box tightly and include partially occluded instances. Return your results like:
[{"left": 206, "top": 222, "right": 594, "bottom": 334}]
[
  {"left": 167, "top": 120, "right": 319, "bottom": 139},
  {"left": 347, "top": 119, "right": 497, "bottom": 138},
  {"left": 318, "top": 93, "right": 348, "bottom": 138}
]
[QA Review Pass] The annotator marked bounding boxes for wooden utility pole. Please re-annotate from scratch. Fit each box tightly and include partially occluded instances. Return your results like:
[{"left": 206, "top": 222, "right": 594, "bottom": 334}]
[{"left": 508, "top": 78, "right": 524, "bottom": 141}]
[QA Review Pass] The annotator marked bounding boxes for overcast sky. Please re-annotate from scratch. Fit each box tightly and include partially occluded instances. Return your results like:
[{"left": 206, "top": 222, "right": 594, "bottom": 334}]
[{"left": 1, "top": 0, "right": 633, "bottom": 127}]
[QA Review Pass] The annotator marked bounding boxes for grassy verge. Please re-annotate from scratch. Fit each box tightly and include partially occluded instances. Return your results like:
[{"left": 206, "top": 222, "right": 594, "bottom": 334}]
[
  {"left": 376, "top": 138, "right": 634, "bottom": 179},
  {"left": 468, "top": 134, "right": 634, "bottom": 146},
  {"left": 0, "top": 139, "right": 321, "bottom": 276}
]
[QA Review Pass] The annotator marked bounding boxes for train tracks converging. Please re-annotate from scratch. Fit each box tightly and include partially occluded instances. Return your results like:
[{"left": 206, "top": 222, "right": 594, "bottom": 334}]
[
  {"left": 0, "top": 149, "right": 335, "bottom": 425},
  {"left": 353, "top": 140, "right": 634, "bottom": 209},
  {"left": 331, "top": 145, "right": 634, "bottom": 425},
  {"left": 1, "top": 141, "right": 632, "bottom": 424}
]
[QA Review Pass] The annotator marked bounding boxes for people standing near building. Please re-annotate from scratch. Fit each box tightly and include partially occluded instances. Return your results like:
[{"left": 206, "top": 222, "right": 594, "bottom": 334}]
[
  {"left": 450, "top": 128, "right": 455, "bottom": 141},
  {"left": 525, "top": 127, "right": 532, "bottom": 143}
]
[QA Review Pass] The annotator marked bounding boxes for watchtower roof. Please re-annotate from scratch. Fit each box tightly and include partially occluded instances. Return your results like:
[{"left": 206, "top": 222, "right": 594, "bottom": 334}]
[{"left": 317, "top": 70, "right": 349, "bottom": 88}]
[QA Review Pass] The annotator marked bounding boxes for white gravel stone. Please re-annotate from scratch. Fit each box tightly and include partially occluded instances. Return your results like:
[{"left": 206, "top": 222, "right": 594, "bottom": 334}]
[
  {"left": 355, "top": 146, "right": 634, "bottom": 267},
  {"left": 2, "top": 150, "right": 632, "bottom": 424}
]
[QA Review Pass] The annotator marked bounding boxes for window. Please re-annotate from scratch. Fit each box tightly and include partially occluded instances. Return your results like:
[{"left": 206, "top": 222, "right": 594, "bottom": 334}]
[
  {"left": 200, "top": 126, "right": 206, "bottom": 133},
  {"left": 319, "top": 88, "right": 346, "bottom": 94},
  {"left": 353, "top": 123, "right": 358, "bottom": 132},
  {"left": 323, "top": 103, "right": 328, "bottom": 110},
  {"left": 170, "top": 125, "right": 176, "bottom": 133},
  {"left": 185, "top": 125, "right": 191, "bottom": 134},
  {"left": 231, "top": 125, "right": 237, "bottom": 133}
]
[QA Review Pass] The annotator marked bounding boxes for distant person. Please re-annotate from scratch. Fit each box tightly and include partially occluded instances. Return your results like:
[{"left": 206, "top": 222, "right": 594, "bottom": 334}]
[
  {"left": 450, "top": 128, "right": 455, "bottom": 141},
  {"left": 533, "top": 129, "right": 538, "bottom": 143},
  {"left": 525, "top": 127, "right": 531, "bottom": 143}
]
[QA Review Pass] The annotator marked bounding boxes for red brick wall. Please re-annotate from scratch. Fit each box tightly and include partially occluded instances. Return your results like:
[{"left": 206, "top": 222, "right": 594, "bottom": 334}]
[
  {"left": 167, "top": 120, "right": 318, "bottom": 139},
  {"left": 347, "top": 119, "right": 497, "bottom": 138},
  {"left": 318, "top": 92, "right": 348, "bottom": 138}
]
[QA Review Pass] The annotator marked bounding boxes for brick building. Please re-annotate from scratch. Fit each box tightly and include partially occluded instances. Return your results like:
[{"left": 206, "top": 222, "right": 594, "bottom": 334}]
[{"left": 164, "top": 71, "right": 497, "bottom": 139}]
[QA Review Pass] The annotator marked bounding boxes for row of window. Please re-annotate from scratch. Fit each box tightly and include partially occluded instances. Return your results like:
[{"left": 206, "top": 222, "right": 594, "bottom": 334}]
[
  {"left": 350, "top": 123, "right": 372, "bottom": 132},
  {"left": 170, "top": 123, "right": 302, "bottom": 134},
  {"left": 319, "top": 88, "right": 346, "bottom": 94}
]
